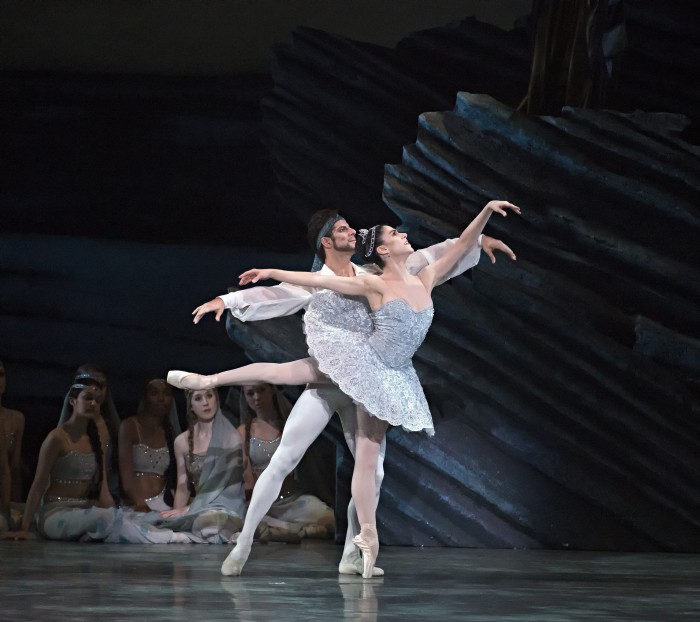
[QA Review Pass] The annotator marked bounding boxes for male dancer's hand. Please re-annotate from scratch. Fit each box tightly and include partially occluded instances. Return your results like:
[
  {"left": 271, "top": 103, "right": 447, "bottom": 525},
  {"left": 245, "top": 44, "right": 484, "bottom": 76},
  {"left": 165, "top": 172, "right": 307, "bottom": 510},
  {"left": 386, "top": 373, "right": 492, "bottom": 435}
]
[
  {"left": 192, "top": 297, "right": 225, "bottom": 324},
  {"left": 481, "top": 235, "right": 517, "bottom": 264},
  {"left": 239, "top": 268, "right": 273, "bottom": 285}
]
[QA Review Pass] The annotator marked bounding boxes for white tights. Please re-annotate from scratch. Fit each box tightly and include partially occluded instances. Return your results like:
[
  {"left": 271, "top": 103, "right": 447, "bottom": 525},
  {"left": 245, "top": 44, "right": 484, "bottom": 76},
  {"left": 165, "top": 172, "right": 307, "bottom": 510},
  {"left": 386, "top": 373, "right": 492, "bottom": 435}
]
[
  {"left": 195, "top": 358, "right": 387, "bottom": 566},
  {"left": 224, "top": 379, "right": 386, "bottom": 565}
]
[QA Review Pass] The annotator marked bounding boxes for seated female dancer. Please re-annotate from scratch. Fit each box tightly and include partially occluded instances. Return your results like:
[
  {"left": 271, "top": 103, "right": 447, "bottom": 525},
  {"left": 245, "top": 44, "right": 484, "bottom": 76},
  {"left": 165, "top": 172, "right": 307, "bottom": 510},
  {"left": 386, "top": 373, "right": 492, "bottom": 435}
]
[
  {"left": 0, "top": 429, "right": 10, "bottom": 534},
  {"left": 240, "top": 383, "right": 334, "bottom": 540},
  {"left": 169, "top": 200, "right": 519, "bottom": 576},
  {"left": 119, "top": 378, "right": 179, "bottom": 512},
  {"left": 7, "top": 377, "right": 187, "bottom": 542},
  {"left": 145, "top": 387, "right": 246, "bottom": 543},
  {"left": 58, "top": 363, "right": 121, "bottom": 502},
  {"left": 0, "top": 361, "right": 24, "bottom": 529}
]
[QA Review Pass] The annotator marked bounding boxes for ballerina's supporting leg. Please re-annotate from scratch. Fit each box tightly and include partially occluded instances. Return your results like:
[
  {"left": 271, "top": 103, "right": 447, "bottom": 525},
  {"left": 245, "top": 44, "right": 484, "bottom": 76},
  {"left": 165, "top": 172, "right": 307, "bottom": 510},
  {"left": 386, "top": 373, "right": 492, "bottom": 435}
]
[
  {"left": 350, "top": 407, "right": 388, "bottom": 579},
  {"left": 337, "top": 404, "right": 387, "bottom": 576},
  {"left": 168, "top": 358, "right": 325, "bottom": 391}
]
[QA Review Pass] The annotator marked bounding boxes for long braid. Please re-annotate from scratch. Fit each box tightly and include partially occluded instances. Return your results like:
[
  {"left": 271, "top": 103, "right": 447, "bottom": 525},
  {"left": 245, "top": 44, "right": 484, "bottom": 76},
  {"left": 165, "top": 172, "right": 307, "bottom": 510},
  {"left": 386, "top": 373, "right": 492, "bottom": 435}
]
[
  {"left": 163, "top": 416, "right": 177, "bottom": 507},
  {"left": 244, "top": 404, "right": 253, "bottom": 462},
  {"left": 86, "top": 419, "right": 104, "bottom": 499},
  {"left": 186, "top": 396, "right": 196, "bottom": 498},
  {"left": 101, "top": 402, "right": 119, "bottom": 474}
]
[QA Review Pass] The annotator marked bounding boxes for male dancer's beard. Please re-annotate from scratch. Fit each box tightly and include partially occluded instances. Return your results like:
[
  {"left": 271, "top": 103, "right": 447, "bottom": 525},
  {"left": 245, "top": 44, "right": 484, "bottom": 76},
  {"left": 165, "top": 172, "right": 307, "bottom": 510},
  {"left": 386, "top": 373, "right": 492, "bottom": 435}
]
[{"left": 332, "top": 240, "right": 356, "bottom": 254}]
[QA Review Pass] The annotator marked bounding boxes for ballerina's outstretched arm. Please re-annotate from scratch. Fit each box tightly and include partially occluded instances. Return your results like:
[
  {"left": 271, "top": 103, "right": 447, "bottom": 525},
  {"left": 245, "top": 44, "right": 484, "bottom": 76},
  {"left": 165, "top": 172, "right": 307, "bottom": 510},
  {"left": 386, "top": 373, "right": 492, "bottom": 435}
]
[
  {"left": 168, "top": 357, "right": 328, "bottom": 391},
  {"left": 241, "top": 268, "right": 384, "bottom": 294},
  {"left": 418, "top": 200, "right": 521, "bottom": 291}
]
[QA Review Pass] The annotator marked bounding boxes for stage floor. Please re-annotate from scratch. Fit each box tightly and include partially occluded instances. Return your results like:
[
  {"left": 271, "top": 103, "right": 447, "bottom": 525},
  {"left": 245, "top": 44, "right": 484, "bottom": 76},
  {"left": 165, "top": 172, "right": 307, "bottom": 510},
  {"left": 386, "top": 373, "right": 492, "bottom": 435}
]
[{"left": 1, "top": 541, "right": 698, "bottom": 621}]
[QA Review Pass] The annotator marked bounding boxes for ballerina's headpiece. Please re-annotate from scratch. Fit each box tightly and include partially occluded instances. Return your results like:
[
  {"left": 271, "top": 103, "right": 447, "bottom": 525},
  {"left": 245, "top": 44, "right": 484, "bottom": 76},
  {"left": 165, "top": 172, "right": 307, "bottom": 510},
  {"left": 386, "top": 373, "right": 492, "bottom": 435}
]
[
  {"left": 357, "top": 225, "right": 380, "bottom": 259},
  {"left": 311, "top": 213, "right": 345, "bottom": 271}
]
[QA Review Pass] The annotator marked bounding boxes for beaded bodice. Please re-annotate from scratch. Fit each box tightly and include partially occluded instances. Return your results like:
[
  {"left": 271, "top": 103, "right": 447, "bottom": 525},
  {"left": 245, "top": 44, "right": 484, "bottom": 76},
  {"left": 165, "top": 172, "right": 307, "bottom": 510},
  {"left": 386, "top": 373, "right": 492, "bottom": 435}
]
[
  {"left": 132, "top": 443, "right": 170, "bottom": 478},
  {"left": 248, "top": 435, "right": 281, "bottom": 476},
  {"left": 51, "top": 450, "right": 97, "bottom": 485}
]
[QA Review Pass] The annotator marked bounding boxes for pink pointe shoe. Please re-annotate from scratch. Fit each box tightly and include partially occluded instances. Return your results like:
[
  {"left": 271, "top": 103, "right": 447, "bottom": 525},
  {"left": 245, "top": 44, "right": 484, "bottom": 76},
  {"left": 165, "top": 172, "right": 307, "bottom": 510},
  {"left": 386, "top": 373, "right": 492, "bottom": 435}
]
[
  {"left": 166, "top": 370, "right": 217, "bottom": 391},
  {"left": 352, "top": 524, "right": 379, "bottom": 579}
]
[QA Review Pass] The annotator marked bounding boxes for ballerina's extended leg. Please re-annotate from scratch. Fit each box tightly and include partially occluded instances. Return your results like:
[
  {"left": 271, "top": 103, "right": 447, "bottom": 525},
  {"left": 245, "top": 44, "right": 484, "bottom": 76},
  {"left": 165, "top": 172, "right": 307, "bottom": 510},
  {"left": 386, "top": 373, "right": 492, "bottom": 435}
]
[{"left": 168, "top": 358, "right": 324, "bottom": 391}]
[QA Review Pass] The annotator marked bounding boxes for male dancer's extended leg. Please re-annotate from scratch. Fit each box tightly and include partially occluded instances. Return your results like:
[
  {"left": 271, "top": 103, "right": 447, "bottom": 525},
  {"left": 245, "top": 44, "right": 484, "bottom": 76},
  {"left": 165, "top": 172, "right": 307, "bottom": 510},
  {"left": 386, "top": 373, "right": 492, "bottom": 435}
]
[
  {"left": 337, "top": 403, "right": 386, "bottom": 575},
  {"left": 221, "top": 385, "right": 335, "bottom": 576}
]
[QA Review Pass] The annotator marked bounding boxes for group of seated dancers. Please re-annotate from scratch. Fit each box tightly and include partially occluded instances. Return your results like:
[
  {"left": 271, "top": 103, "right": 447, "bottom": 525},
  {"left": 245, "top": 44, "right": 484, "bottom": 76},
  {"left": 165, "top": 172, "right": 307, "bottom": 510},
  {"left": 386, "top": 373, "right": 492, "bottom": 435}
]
[
  {"left": 1, "top": 199, "right": 519, "bottom": 578},
  {"left": 0, "top": 363, "right": 335, "bottom": 547}
]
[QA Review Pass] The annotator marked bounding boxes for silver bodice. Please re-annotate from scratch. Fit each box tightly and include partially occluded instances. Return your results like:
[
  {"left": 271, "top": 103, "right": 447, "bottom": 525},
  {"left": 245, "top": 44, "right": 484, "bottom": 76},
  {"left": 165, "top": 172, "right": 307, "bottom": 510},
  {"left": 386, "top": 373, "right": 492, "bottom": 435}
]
[
  {"left": 50, "top": 450, "right": 97, "bottom": 485},
  {"left": 132, "top": 443, "right": 170, "bottom": 478}
]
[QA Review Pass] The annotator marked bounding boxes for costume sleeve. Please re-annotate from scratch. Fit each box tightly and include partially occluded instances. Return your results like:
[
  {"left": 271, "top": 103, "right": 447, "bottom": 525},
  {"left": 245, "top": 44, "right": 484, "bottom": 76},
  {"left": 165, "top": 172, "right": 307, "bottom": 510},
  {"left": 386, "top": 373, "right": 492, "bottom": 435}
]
[
  {"left": 218, "top": 283, "right": 314, "bottom": 322},
  {"left": 406, "top": 234, "right": 483, "bottom": 285}
]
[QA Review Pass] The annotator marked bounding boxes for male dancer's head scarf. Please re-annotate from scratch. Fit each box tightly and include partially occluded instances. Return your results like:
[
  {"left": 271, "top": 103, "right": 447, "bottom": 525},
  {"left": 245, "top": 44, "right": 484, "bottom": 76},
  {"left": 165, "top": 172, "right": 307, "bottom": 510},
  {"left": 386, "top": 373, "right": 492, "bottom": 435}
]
[{"left": 311, "top": 213, "right": 345, "bottom": 271}]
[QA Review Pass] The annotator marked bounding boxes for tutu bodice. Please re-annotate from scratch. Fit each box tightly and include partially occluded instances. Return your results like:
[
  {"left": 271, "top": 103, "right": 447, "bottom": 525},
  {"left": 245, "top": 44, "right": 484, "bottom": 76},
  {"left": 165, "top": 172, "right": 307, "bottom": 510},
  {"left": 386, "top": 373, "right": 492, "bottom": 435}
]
[
  {"left": 368, "top": 299, "right": 433, "bottom": 368},
  {"left": 304, "top": 291, "right": 435, "bottom": 434}
]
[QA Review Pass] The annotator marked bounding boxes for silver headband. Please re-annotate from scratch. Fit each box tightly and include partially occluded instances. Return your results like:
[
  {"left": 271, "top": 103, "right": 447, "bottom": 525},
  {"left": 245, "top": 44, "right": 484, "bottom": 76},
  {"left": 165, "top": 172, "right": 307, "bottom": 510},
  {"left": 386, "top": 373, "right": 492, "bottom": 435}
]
[{"left": 358, "top": 226, "right": 379, "bottom": 258}]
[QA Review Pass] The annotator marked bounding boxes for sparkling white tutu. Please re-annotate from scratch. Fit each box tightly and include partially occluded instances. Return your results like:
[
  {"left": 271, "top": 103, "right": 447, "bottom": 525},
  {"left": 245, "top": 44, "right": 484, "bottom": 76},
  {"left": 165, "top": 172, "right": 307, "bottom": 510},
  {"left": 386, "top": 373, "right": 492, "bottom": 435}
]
[{"left": 304, "top": 290, "right": 434, "bottom": 435}]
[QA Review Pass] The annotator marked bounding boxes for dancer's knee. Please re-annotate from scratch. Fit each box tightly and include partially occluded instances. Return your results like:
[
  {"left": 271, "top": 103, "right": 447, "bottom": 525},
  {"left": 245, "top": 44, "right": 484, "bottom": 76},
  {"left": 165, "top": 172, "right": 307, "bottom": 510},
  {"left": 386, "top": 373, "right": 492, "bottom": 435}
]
[{"left": 267, "top": 447, "right": 301, "bottom": 478}]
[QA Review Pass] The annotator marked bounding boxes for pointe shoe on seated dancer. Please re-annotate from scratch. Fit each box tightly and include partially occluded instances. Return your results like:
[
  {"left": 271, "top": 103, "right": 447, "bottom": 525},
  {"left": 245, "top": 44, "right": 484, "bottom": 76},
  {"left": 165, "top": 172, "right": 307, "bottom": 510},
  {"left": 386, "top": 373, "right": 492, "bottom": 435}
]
[
  {"left": 167, "top": 370, "right": 218, "bottom": 391},
  {"left": 352, "top": 524, "right": 379, "bottom": 579}
]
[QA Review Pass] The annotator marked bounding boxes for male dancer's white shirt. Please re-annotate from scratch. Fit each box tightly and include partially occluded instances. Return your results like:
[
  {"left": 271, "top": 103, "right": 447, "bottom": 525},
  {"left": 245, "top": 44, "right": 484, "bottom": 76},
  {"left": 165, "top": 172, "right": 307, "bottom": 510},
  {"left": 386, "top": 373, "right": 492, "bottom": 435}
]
[{"left": 219, "top": 237, "right": 482, "bottom": 322}]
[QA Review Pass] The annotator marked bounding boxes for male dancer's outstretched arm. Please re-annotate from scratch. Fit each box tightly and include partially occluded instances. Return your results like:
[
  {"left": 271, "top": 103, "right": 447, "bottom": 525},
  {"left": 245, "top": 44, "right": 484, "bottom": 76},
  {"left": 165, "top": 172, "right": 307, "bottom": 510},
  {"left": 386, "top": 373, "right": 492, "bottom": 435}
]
[{"left": 191, "top": 235, "right": 514, "bottom": 324}]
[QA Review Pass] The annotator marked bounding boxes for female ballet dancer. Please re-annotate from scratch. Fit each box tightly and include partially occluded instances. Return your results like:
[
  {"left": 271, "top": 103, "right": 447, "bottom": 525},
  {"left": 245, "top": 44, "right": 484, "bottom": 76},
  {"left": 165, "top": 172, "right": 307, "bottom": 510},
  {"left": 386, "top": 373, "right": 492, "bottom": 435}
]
[{"left": 169, "top": 199, "right": 520, "bottom": 576}]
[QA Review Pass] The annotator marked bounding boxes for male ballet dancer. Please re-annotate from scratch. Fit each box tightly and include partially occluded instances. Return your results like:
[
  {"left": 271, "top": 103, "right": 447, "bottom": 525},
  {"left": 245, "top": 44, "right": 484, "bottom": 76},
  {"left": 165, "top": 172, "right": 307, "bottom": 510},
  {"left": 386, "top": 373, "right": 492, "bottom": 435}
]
[{"left": 192, "top": 211, "right": 515, "bottom": 576}]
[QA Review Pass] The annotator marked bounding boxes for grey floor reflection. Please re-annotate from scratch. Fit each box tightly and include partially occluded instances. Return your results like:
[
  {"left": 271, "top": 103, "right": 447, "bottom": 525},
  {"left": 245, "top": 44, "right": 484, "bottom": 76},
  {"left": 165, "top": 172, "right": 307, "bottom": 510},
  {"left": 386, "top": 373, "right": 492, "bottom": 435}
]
[
  {"left": 338, "top": 575, "right": 382, "bottom": 621},
  {"left": 2, "top": 542, "right": 700, "bottom": 621},
  {"left": 219, "top": 578, "right": 253, "bottom": 621}
]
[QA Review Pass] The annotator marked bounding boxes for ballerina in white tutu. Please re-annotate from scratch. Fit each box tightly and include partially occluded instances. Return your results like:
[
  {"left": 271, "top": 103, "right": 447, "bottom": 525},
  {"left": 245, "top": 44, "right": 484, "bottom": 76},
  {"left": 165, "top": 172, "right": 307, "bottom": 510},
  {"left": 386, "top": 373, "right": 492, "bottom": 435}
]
[{"left": 169, "top": 199, "right": 520, "bottom": 577}]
